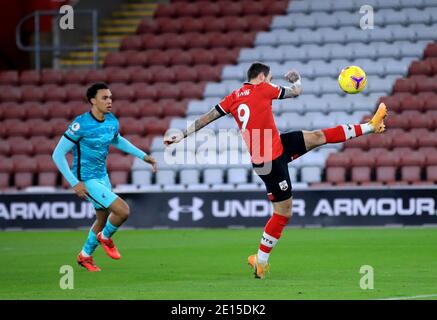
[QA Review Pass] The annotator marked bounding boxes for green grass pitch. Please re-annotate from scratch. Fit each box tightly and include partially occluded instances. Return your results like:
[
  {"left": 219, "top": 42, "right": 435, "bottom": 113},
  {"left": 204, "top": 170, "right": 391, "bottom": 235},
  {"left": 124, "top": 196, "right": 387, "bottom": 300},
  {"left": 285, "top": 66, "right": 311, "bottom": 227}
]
[{"left": 1, "top": 227, "right": 436, "bottom": 300}]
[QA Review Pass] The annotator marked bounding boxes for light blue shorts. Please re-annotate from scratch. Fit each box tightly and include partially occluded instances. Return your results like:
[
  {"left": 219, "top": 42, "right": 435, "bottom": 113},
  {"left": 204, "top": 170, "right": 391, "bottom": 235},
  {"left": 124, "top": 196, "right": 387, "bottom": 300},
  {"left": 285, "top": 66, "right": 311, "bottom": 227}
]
[{"left": 84, "top": 175, "right": 118, "bottom": 210}]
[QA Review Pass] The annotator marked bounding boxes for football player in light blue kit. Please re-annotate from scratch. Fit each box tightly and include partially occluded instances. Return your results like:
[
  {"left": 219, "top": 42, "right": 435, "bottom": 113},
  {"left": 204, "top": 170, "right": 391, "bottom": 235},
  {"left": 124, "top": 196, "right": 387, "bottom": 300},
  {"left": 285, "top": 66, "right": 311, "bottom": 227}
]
[{"left": 52, "top": 83, "right": 157, "bottom": 272}]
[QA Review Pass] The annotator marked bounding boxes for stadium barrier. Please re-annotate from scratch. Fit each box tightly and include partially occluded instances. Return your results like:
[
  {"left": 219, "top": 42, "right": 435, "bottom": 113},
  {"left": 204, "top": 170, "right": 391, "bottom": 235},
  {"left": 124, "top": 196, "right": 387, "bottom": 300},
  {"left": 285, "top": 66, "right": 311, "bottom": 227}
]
[{"left": 1, "top": 187, "right": 436, "bottom": 229}]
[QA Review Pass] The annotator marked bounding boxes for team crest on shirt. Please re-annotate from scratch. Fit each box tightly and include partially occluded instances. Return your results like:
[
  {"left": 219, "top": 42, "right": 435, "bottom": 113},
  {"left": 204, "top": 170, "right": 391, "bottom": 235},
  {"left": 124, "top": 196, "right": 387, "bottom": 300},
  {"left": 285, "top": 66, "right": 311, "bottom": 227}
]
[
  {"left": 71, "top": 123, "right": 80, "bottom": 131},
  {"left": 279, "top": 180, "right": 288, "bottom": 191}
]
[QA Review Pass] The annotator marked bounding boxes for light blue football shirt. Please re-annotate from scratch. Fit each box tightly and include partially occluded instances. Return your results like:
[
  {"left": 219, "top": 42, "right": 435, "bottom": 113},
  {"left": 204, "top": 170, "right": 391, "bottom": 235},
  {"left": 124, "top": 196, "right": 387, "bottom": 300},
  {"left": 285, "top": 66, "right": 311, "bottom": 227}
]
[{"left": 64, "top": 111, "right": 119, "bottom": 181}]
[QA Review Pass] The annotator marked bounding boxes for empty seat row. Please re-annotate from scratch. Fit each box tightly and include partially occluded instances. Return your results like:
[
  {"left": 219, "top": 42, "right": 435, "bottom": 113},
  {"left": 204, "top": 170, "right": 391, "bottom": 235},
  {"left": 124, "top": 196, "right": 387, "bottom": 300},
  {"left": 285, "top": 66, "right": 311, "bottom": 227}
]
[
  {"left": 136, "top": 15, "right": 272, "bottom": 35},
  {"left": 393, "top": 75, "right": 437, "bottom": 93},
  {"left": 239, "top": 41, "right": 428, "bottom": 63},
  {"left": 155, "top": 0, "right": 287, "bottom": 18},
  {"left": 408, "top": 57, "right": 437, "bottom": 75},
  {"left": 379, "top": 92, "right": 437, "bottom": 112},
  {"left": 0, "top": 82, "right": 206, "bottom": 103},
  {"left": 121, "top": 33, "right": 254, "bottom": 52},
  {"left": 257, "top": 25, "right": 436, "bottom": 46},
  {"left": 288, "top": 0, "right": 437, "bottom": 14}
]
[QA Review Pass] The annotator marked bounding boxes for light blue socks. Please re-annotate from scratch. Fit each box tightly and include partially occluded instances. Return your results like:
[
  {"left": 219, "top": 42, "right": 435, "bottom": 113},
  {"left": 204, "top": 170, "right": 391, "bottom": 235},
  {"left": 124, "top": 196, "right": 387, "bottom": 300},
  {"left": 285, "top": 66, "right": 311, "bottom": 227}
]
[
  {"left": 102, "top": 220, "right": 118, "bottom": 239},
  {"left": 82, "top": 229, "right": 99, "bottom": 256}
]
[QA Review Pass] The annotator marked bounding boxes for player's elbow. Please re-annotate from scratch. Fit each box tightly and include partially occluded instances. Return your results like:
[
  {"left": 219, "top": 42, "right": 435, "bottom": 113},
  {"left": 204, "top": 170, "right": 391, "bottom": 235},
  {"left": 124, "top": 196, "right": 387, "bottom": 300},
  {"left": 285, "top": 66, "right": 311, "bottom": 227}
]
[{"left": 294, "top": 85, "right": 303, "bottom": 96}]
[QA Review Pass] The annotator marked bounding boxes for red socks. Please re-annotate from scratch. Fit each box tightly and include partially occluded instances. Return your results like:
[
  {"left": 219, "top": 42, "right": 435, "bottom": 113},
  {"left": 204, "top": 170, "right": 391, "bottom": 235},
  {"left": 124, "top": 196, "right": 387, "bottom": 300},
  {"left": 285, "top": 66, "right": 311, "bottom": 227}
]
[
  {"left": 322, "top": 124, "right": 366, "bottom": 143},
  {"left": 258, "top": 213, "right": 289, "bottom": 263}
]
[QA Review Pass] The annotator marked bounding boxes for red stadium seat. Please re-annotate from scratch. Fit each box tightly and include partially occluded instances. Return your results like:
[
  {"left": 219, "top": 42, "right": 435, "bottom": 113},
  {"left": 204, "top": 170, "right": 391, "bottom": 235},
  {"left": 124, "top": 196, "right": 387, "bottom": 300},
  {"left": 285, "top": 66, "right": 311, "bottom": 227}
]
[
  {"left": 141, "top": 34, "right": 166, "bottom": 50},
  {"left": 128, "top": 66, "right": 153, "bottom": 83},
  {"left": 104, "top": 52, "right": 127, "bottom": 67},
  {"left": 162, "top": 33, "right": 188, "bottom": 50},
  {"left": 219, "top": 2, "right": 242, "bottom": 16},
  {"left": 350, "top": 152, "right": 376, "bottom": 167},
  {"left": 5, "top": 119, "right": 29, "bottom": 137},
  {"left": 136, "top": 18, "right": 159, "bottom": 35},
  {"left": 26, "top": 119, "right": 53, "bottom": 137},
  {"left": 378, "top": 95, "right": 401, "bottom": 113},
  {"left": 63, "top": 70, "right": 87, "bottom": 84},
  {"left": 151, "top": 67, "right": 175, "bottom": 83},
  {"left": 413, "top": 75, "right": 436, "bottom": 92},
  {"left": 393, "top": 78, "right": 416, "bottom": 93},
  {"left": 0, "top": 157, "right": 13, "bottom": 189},
  {"left": 195, "top": 65, "right": 222, "bottom": 82},
  {"left": 145, "top": 118, "right": 170, "bottom": 135},
  {"left": 228, "top": 31, "right": 256, "bottom": 48},
  {"left": 46, "top": 101, "right": 71, "bottom": 120},
  {"left": 0, "top": 140, "right": 11, "bottom": 156},
  {"left": 146, "top": 50, "right": 171, "bottom": 66},
  {"left": 123, "top": 51, "right": 147, "bottom": 67},
  {"left": 173, "top": 65, "right": 198, "bottom": 82},
  {"left": 42, "top": 85, "right": 66, "bottom": 102},
  {"left": 13, "top": 155, "right": 37, "bottom": 189},
  {"left": 428, "top": 57, "right": 437, "bottom": 74},
  {"left": 375, "top": 152, "right": 400, "bottom": 166},
  {"left": 424, "top": 43, "right": 437, "bottom": 58},
  {"left": 343, "top": 136, "right": 369, "bottom": 150},
  {"left": 208, "top": 32, "right": 233, "bottom": 49},
  {"left": 120, "top": 35, "right": 143, "bottom": 51},
  {"left": 110, "top": 83, "right": 135, "bottom": 101},
  {"left": 49, "top": 118, "right": 70, "bottom": 137},
  {"left": 401, "top": 166, "right": 422, "bottom": 183},
  {"left": 326, "top": 167, "right": 346, "bottom": 184},
  {"left": 203, "top": 18, "right": 226, "bottom": 33},
  {"left": 64, "top": 84, "right": 86, "bottom": 102},
  {"left": 68, "top": 101, "right": 90, "bottom": 118},
  {"left": 392, "top": 132, "right": 417, "bottom": 148},
  {"left": 184, "top": 32, "right": 210, "bottom": 49},
  {"left": 119, "top": 117, "right": 145, "bottom": 136},
  {"left": 85, "top": 70, "right": 109, "bottom": 83},
  {"left": 160, "top": 100, "right": 186, "bottom": 117},
  {"left": 399, "top": 95, "right": 425, "bottom": 112},
  {"left": 9, "top": 136, "right": 33, "bottom": 155},
  {"left": 248, "top": 15, "right": 272, "bottom": 31},
  {"left": 189, "top": 48, "right": 216, "bottom": 65},
  {"left": 243, "top": 1, "right": 265, "bottom": 15},
  {"left": 106, "top": 68, "right": 131, "bottom": 84},
  {"left": 0, "top": 71, "right": 19, "bottom": 85},
  {"left": 0, "top": 86, "right": 21, "bottom": 102},
  {"left": 408, "top": 113, "right": 434, "bottom": 129},
  {"left": 180, "top": 17, "right": 204, "bottom": 33},
  {"left": 400, "top": 152, "right": 425, "bottom": 166},
  {"left": 20, "top": 70, "right": 40, "bottom": 85},
  {"left": 136, "top": 100, "right": 163, "bottom": 118},
  {"left": 173, "top": 2, "right": 199, "bottom": 18},
  {"left": 214, "top": 47, "right": 240, "bottom": 65},
  {"left": 114, "top": 100, "right": 139, "bottom": 118},
  {"left": 35, "top": 154, "right": 58, "bottom": 186},
  {"left": 198, "top": 2, "right": 220, "bottom": 17},
  {"left": 1, "top": 102, "right": 26, "bottom": 120},
  {"left": 157, "top": 18, "right": 182, "bottom": 34},
  {"left": 264, "top": 0, "right": 288, "bottom": 15},
  {"left": 132, "top": 83, "right": 158, "bottom": 100},
  {"left": 351, "top": 166, "right": 372, "bottom": 183},
  {"left": 376, "top": 166, "right": 397, "bottom": 184},
  {"left": 178, "top": 82, "right": 205, "bottom": 99},
  {"left": 31, "top": 136, "right": 57, "bottom": 155},
  {"left": 20, "top": 85, "right": 44, "bottom": 102},
  {"left": 155, "top": 4, "right": 175, "bottom": 18},
  {"left": 385, "top": 114, "right": 410, "bottom": 130},
  {"left": 41, "top": 69, "right": 64, "bottom": 85},
  {"left": 107, "top": 154, "right": 133, "bottom": 185},
  {"left": 367, "top": 133, "right": 392, "bottom": 149},
  {"left": 326, "top": 153, "right": 351, "bottom": 167},
  {"left": 426, "top": 166, "right": 437, "bottom": 182},
  {"left": 425, "top": 150, "right": 437, "bottom": 165},
  {"left": 156, "top": 83, "right": 181, "bottom": 100},
  {"left": 223, "top": 16, "right": 249, "bottom": 32},
  {"left": 408, "top": 60, "right": 432, "bottom": 76},
  {"left": 168, "top": 49, "right": 193, "bottom": 66}
]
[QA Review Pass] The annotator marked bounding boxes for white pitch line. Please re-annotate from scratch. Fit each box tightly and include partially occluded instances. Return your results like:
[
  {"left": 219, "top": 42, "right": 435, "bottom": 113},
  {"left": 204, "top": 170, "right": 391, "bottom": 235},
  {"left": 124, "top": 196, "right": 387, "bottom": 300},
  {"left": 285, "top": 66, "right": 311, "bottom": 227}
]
[{"left": 380, "top": 294, "right": 437, "bottom": 300}]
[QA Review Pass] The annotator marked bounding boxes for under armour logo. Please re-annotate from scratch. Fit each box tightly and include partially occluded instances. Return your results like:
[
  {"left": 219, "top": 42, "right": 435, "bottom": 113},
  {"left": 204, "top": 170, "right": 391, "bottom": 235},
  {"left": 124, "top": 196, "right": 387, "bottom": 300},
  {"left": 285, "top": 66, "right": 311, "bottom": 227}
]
[{"left": 168, "top": 197, "right": 204, "bottom": 221}]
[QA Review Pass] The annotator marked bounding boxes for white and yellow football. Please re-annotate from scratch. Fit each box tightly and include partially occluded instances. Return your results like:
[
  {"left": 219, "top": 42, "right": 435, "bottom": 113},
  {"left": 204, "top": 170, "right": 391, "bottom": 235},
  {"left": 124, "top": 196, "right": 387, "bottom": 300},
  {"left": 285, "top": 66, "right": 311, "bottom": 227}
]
[{"left": 338, "top": 65, "right": 367, "bottom": 94}]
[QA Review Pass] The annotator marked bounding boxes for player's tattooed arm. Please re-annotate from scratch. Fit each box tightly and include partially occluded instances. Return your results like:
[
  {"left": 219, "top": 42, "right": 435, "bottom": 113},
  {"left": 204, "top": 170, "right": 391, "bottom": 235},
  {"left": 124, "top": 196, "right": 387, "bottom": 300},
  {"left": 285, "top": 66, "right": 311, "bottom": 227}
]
[
  {"left": 282, "top": 69, "right": 303, "bottom": 98},
  {"left": 164, "top": 107, "right": 223, "bottom": 146}
]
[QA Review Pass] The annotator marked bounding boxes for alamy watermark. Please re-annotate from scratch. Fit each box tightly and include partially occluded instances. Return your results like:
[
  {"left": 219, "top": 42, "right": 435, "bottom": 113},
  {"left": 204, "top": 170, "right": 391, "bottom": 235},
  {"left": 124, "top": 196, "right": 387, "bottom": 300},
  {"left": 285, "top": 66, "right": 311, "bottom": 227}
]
[
  {"left": 359, "top": 265, "right": 374, "bottom": 290},
  {"left": 59, "top": 265, "right": 74, "bottom": 290}
]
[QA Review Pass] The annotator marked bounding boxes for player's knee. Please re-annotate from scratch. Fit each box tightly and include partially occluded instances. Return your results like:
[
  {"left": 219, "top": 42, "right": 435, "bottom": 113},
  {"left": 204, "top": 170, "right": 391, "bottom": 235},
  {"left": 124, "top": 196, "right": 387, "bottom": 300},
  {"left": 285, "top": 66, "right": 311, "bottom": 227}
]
[{"left": 120, "top": 203, "right": 130, "bottom": 221}]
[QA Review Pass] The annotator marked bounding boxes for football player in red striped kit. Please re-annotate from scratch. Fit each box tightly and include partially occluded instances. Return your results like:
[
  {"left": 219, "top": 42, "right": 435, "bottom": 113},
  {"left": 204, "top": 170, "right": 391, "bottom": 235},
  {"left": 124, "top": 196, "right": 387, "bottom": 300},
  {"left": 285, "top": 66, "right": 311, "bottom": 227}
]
[{"left": 164, "top": 62, "right": 387, "bottom": 279}]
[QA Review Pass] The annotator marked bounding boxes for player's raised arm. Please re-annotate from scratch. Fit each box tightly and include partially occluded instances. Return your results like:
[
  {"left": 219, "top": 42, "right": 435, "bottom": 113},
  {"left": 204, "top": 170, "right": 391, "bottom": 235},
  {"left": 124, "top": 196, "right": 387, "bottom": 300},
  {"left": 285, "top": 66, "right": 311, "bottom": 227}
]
[
  {"left": 164, "top": 106, "right": 224, "bottom": 146},
  {"left": 111, "top": 134, "right": 157, "bottom": 172},
  {"left": 282, "top": 69, "right": 303, "bottom": 98}
]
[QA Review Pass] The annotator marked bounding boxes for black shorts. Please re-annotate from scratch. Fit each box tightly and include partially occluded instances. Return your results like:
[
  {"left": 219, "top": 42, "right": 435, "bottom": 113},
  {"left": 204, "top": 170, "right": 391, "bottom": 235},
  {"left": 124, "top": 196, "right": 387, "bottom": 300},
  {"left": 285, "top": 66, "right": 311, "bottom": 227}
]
[{"left": 253, "top": 131, "right": 307, "bottom": 203}]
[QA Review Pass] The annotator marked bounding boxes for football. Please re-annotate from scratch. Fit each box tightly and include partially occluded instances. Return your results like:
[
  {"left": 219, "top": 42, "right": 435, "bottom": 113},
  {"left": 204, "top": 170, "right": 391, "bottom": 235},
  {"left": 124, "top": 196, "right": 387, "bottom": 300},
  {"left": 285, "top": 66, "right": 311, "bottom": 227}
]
[{"left": 338, "top": 65, "right": 367, "bottom": 94}]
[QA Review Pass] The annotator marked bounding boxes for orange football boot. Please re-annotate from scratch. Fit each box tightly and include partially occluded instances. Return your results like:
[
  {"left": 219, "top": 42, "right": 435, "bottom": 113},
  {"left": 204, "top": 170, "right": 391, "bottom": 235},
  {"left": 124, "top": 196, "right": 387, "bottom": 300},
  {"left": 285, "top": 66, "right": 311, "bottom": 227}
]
[
  {"left": 77, "top": 253, "right": 101, "bottom": 272},
  {"left": 248, "top": 254, "right": 270, "bottom": 279},
  {"left": 97, "top": 232, "right": 121, "bottom": 260}
]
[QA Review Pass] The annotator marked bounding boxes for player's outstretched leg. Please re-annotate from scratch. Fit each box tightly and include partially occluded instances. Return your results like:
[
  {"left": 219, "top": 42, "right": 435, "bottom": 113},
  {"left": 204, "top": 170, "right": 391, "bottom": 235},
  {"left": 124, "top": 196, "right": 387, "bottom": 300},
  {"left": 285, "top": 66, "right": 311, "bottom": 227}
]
[
  {"left": 77, "top": 210, "right": 108, "bottom": 272},
  {"left": 248, "top": 198, "right": 291, "bottom": 279},
  {"left": 303, "top": 102, "right": 388, "bottom": 152},
  {"left": 97, "top": 197, "right": 130, "bottom": 260}
]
